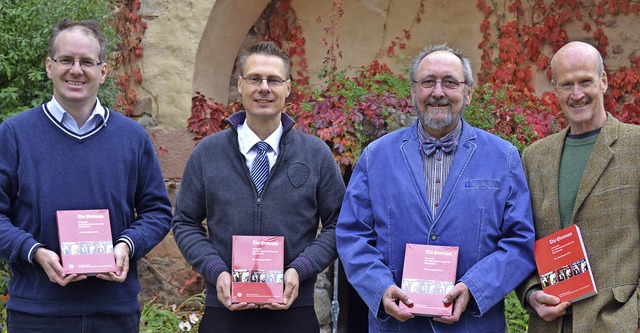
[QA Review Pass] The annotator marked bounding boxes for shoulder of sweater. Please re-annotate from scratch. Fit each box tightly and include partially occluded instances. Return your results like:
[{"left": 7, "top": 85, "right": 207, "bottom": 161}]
[
  {"left": 106, "top": 110, "right": 146, "bottom": 131},
  {"left": 2, "top": 106, "right": 44, "bottom": 126}
]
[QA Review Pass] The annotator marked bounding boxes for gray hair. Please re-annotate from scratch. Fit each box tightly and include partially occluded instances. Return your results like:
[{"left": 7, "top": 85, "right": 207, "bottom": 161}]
[{"left": 409, "top": 44, "right": 474, "bottom": 89}]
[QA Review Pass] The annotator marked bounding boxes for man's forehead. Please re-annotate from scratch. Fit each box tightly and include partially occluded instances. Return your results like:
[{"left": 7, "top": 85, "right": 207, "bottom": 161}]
[{"left": 418, "top": 51, "right": 463, "bottom": 76}]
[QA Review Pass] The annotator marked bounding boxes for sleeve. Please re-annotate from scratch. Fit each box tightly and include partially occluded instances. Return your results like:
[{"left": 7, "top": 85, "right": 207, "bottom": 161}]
[
  {"left": 336, "top": 147, "right": 396, "bottom": 320},
  {"left": 0, "top": 122, "right": 42, "bottom": 264},
  {"left": 287, "top": 143, "right": 346, "bottom": 281},
  {"left": 171, "top": 146, "right": 228, "bottom": 284},
  {"left": 514, "top": 147, "right": 543, "bottom": 310},
  {"left": 458, "top": 145, "right": 537, "bottom": 315},
  {"left": 117, "top": 134, "right": 172, "bottom": 260}
]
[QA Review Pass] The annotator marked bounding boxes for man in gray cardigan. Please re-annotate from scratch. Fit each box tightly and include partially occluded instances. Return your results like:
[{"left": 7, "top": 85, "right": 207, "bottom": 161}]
[{"left": 172, "top": 41, "right": 345, "bottom": 333}]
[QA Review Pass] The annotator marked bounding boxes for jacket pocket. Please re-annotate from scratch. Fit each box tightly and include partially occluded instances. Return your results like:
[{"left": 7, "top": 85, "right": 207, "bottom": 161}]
[{"left": 612, "top": 284, "right": 637, "bottom": 303}]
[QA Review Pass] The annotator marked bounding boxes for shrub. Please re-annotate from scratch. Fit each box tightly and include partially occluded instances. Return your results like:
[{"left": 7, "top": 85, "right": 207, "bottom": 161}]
[{"left": 0, "top": 0, "right": 118, "bottom": 123}]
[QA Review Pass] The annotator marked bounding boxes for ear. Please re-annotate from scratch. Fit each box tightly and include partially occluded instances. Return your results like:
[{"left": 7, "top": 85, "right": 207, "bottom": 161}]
[
  {"left": 285, "top": 79, "right": 291, "bottom": 98},
  {"left": 237, "top": 75, "right": 243, "bottom": 94},
  {"left": 99, "top": 62, "right": 107, "bottom": 84},
  {"left": 600, "top": 71, "right": 608, "bottom": 93},
  {"left": 46, "top": 57, "right": 53, "bottom": 79},
  {"left": 464, "top": 85, "right": 474, "bottom": 105}
]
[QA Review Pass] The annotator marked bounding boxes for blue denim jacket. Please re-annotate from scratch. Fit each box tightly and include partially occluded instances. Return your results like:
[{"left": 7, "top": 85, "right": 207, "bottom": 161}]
[{"left": 337, "top": 119, "right": 535, "bottom": 333}]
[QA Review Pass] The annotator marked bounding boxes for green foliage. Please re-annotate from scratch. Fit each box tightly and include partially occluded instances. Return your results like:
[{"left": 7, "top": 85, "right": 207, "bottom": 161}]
[
  {"left": 505, "top": 291, "right": 529, "bottom": 333},
  {"left": 140, "top": 298, "right": 181, "bottom": 332},
  {"left": 1, "top": 258, "right": 9, "bottom": 333},
  {"left": 465, "top": 83, "right": 547, "bottom": 151},
  {"left": 0, "top": 0, "right": 118, "bottom": 123},
  {"left": 139, "top": 293, "right": 204, "bottom": 333}
]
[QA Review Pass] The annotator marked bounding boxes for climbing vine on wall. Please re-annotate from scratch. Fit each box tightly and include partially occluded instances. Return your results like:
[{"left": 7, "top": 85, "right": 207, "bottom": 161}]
[
  {"left": 187, "top": 0, "right": 640, "bottom": 169},
  {"left": 477, "top": 0, "right": 640, "bottom": 133},
  {"left": 111, "top": 0, "right": 146, "bottom": 116}
]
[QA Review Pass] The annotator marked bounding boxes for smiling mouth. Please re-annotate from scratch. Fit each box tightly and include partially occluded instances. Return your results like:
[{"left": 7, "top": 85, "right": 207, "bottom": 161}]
[
  {"left": 255, "top": 99, "right": 273, "bottom": 103},
  {"left": 66, "top": 80, "right": 85, "bottom": 86},
  {"left": 569, "top": 100, "right": 589, "bottom": 108}
]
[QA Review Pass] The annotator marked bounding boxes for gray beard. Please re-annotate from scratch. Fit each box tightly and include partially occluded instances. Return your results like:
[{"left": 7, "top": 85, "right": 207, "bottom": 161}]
[{"left": 415, "top": 99, "right": 466, "bottom": 130}]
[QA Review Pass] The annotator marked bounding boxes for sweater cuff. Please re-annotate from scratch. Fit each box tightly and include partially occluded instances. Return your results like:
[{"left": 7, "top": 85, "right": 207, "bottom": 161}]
[
  {"left": 28, "top": 243, "right": 45, "bottom": 264},
  {"left": 287, "top": 256, "right": 316, "bottom": 281},
  {"left": 204, "top": 258, "right": 229, "bottom": 284},
  {"left": 525, "top": 285, "right": 542, "bottom": 307},
  {"left": 115, "top": 236, "right": 134, "bottom": 258}
]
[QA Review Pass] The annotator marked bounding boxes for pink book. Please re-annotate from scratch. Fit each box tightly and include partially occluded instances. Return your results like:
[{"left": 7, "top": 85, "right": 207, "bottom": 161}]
[
  {"left": 231, "top": 235, "right": 284, "bottom": 304},
  {"left": 399, "top": 244, "right": 459, "bottom": 316},
  {"left": 56, "top": 209, "right": 116, "bottom": 275}
]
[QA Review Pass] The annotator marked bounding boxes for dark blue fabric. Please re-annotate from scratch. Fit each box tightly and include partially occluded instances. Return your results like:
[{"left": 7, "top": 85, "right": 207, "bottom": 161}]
[
  {"left": 0, "top": 106, "right": 172, "bottom": 316},
  {"left": 7, "top": 310, "right": 141, "bottom": 333}
]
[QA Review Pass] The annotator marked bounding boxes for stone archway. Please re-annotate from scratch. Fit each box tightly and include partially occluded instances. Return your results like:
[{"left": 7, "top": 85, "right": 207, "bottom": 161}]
[{"left": 192, "top": 0, "right": 271, "bottom": 104}]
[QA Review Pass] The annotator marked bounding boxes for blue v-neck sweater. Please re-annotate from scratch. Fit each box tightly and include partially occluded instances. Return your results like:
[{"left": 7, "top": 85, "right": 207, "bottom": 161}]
[{"left": 0, "top": 105, "right": 172, "bottom": 316}]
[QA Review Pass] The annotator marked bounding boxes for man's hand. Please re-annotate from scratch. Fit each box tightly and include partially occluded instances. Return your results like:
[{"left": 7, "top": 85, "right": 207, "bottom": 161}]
[
  {"left": 33, "top": 247, "right": 86, "bottom": 286},
  {"left": 96, "top": 242, "right": 130, "bottom": 282},
  {"left": 216, "top": 271, "right": 258, "bottom": 311},
  {"left": 263, "top": 268, "right": 299, "bottom": 310},
  {"left": 528, "top": 290, "right": 571, "bottom": 321},
  {"left": 381, "top": 285, "right": 414, "bottom": 322},
  {"left": 433, "top": 282, "right": 471, "bottom": 324}
]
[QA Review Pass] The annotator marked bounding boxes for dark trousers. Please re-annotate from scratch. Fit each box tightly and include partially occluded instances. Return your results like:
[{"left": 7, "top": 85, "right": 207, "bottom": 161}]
[
  {"left": 7, "top": 310, "right": 140, "bottom": 333},
  {"left": 198, "top": 306, "right": 319, "bottom": 333}
]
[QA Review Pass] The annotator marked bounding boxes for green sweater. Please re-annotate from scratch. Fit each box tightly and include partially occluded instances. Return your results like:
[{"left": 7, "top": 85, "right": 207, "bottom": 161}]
[{"left": 558, "top": 129, "right": 599, "bottom": 227}]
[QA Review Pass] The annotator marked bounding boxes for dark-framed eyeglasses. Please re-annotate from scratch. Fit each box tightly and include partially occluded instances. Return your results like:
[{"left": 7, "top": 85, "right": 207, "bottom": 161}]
[
  {"left": 242, "top": 75, "right": 287, "bottom": 87},
  {"left": 414, "top": 78, "right": 467, "bottom": 90},
  {"left": 52, "top": 56, "right": 103, "bottom": 69}
]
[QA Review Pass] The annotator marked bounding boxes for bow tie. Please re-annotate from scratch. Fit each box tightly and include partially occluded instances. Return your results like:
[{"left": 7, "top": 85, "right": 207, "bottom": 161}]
[{"left": 422, "top": 136, "right": 458, "bottom": 156}]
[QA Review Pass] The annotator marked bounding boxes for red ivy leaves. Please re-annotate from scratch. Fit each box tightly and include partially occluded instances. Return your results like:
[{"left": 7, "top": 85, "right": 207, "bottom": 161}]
[
  {"left": 188, "top": 92, "right": 239, "bottom": 140},
  {"left": 478, "top": 0, "right": 640, "bottom": 137},
  {"left": 111, "top": 0, "right": 146, "bottom": 116}
]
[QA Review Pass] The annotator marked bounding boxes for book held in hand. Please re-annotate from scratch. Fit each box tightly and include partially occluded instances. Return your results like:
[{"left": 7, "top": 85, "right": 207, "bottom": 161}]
[
  {"left": 534, "top": 224, "right": 597, "bottom": 303},
  {"left": 399, "top": 244, "right": 459, "bottom": 316},
  {"left": 56, "top": 209, "right": 116, "bottom": 275},
  {"left": 231, "top": 235, "right": 284, "bottom": 304}
]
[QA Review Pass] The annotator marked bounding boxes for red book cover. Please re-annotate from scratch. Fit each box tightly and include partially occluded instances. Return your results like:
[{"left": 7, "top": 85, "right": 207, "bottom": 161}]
[
  {"left": 231, "top": 235, "right": 284, "bottom": 304},
  {"left": 399, "top": 244, "right": 458, "bottom": 316},
  {"left": 56, "top": 209, "right": 116, "bottom": 275},
  {"left": 534, "top": 224, "right": 597, "bottom": 303}
]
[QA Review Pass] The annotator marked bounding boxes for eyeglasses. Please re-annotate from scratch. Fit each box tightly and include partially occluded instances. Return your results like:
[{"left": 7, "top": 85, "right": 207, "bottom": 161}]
[
  {"left": 51, "top": 56, "right": 103, "bottom": 69},
  {"left": 242, "top": 75, "right": 287, "bottom": 87},
  {"left": 555, "top": 79, "right": 598, "bottom": 93},
  {"left": 414, "top": 78, "right": 467, "bottom": 90}
]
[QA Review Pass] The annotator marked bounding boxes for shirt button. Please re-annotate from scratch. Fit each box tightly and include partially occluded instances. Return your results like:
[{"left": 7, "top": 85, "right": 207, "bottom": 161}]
[
  {"left": 430, "top": 234, "right": 438, "bottom": 241},
  {"left": 435, "top": 202, "right": 439, "bottom": 207},
  {"left": 437, "top": 157, "right": 442, "bottom": 161},
  {"left": 436, "top": 179, "right": 441, "bottom": 184}
]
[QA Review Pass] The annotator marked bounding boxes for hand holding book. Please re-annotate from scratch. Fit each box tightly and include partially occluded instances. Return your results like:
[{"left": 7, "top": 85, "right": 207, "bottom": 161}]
[
  {"left": 527, "top": 289, "right": 572, "bottom": 322},
  {"left": 432, "top": 282, "right": 470, "bottom": 325},
  {"left": 382, "top": 284, "right": 415, "bottom": 322},
  {"left": 33, "top": 247, "right": 87, "bottom": 286}
]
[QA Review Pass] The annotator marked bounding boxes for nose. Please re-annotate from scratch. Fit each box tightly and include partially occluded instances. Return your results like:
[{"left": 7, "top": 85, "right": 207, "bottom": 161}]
[
  {"left": 68, "top": 60, "right": 84, "bottom": 73},
  {"left": 431, "top": 81, "right": 446, "bottom": 97},
  {"left": 569, "top": 85, "right": 586, "bottom": 100},
  {"left": 257, "top": 78, "right": 271, "bottom": 91}
]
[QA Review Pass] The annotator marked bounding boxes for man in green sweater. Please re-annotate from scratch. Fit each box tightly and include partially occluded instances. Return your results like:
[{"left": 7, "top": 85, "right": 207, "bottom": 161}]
[{"left": 517, "top": 41, "right": 640, "bottom": 333}]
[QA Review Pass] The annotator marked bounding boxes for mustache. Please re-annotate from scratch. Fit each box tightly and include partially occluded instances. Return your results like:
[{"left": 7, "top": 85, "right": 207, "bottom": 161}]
[{"left": 426, "top": 98, "right": 450, "bottom": 107}]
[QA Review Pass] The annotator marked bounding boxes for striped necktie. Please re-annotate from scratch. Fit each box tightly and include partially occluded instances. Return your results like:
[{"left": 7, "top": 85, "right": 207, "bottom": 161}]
[{"left": 251, "top": 141, "right": 270, "bottom": 195}]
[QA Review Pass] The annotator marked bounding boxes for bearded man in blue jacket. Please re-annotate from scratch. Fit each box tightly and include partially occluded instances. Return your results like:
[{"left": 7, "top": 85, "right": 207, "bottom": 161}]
[{"left": 336, "top": 44, "right": 536, "bottom": 332}]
